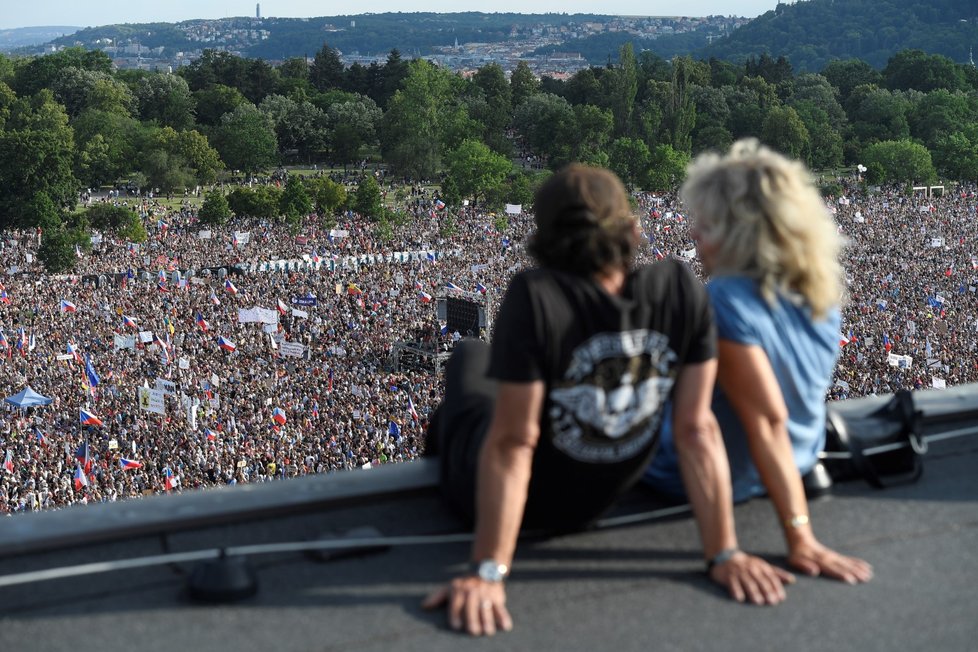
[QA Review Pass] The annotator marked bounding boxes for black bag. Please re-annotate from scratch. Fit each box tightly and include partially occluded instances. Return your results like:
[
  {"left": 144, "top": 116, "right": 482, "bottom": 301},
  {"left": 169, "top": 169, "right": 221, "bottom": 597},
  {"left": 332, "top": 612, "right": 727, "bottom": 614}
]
[{"left": 823, "top": 389, "right": 927, "bottom": 488}]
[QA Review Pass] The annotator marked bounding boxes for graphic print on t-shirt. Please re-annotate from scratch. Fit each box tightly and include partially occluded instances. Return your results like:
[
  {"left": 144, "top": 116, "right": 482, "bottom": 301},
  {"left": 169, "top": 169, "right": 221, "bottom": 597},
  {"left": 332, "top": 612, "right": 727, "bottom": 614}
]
[{"left": 548, "top": 329, "right": 677, "bottom": 463}]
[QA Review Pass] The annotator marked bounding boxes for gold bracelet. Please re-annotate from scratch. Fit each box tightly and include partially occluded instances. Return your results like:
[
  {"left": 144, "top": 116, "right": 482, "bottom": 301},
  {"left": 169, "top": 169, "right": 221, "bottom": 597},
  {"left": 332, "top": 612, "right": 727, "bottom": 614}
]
[{"left": 784, "top": 514, "right": 810, "bottom": 529}]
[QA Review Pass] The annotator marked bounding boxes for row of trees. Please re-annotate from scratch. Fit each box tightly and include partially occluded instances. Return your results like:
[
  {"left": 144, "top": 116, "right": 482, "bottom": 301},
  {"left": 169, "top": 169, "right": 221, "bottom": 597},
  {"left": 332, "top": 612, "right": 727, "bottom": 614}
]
[{"left": 2, "top": 42, "right": 977, "bottom": 251}]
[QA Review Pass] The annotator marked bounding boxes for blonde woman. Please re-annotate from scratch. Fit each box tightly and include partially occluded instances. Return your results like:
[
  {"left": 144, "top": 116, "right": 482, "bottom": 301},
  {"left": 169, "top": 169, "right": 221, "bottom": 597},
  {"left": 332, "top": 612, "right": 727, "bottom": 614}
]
[{"left": 646, "top": 139, "right": 873, "bottom": 584}]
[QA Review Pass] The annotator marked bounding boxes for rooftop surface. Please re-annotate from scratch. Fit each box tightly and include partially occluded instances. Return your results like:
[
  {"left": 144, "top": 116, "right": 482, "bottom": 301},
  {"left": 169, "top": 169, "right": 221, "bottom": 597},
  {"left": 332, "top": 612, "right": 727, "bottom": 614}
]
[{"left": 1, "top": 386, "right": 976, "bottom": 652}]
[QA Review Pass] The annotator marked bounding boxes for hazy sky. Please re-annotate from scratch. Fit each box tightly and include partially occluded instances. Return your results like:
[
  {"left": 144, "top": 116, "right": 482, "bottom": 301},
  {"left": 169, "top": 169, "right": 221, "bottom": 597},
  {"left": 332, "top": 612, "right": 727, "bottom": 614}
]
[{"left": 0, "top": 1, "right": 782, "bottom": 30}]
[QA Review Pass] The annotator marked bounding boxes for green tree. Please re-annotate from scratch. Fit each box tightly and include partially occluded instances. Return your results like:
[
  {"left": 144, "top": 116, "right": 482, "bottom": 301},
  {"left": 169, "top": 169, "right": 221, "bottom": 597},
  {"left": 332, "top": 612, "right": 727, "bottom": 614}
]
[
  {"left": 664, "top": 57, "right": 697, "bottom": 155},
  {"left": 310, "top": 44, "right": 345, "bottom": 93},
  {"left": 85, "top": 203, "right": 141, "bottom": 235},
  {"left": 845, "top": 85, "right": 911, "bottom": 147},
  {"left": 444, "top": 139, "right": 512, "bottom": 207},
  {"left": 279, "top": 175, "right": 312, "bottom": 218},
  {"left": 380, "top": 60, "right": 476, "bottom": 179},
  {"left": 645, "top": 144, "right": 689, "bottom": 191},
  {"left": 609, "top": 137, "right": 651, "bottom": 191},
  {"left": 821, "top": 59, "right": 882, "bottom": 105},
  {"left": 513, "top": 92, "right": 577, "bottom": 168},
  {"left": 882, "top": 49, "right": 968, "bottom": 93},
  {"left": 0, "top": 92, "right": 79, "bottom": 226},
  {"left": 610, "top": 43, "right": 638, "bottom": 137},
  {"left": 192, "top": 84, "right": 248, "bottom": 126},
  {"left": 308, "top": 177, "right": 348, "bottom": 215},
  {"left": 761, "top": 105, "right": 810, "bottom": 160},
  {"left": 211, "top": 103, "right": 278, "bottom": 174},
  {"left": 24, "top": 192, "right": 62, "bottom": 232},
  {"left": 353, "top": 175, "right": 383, "bottom": 219},
  {"left": 510, "top": 61, "right": 539, "bottom": 108},
  {"left": 861, "top": 140, "right": 937, "bottom": 185},
  {"left": 472, "top": 63, "right": 513, "bottom": 154},
  {"left": 134, "top": 73, "right": 196, "bottom": 130},
  {"left": 37, "top": 228, "right": 76, "bottom": 273},
  {"left": 198, "top": 190, "right": 232, "bottom": 226},
  {"left": 72, "top": 109, "right": 141, "bottom": 188},
  {"left": 227, "top": 185, "right": 282, "bottom": 219},
  {"left": 326, "top": 95, "right": 382, "bottom": 164}
]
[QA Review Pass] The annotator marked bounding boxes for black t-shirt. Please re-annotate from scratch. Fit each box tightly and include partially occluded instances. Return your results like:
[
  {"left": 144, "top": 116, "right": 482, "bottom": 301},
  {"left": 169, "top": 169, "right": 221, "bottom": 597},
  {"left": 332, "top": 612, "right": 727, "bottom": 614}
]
[{"left": 489, "top": 260, "right": 715, "bottom": 530}]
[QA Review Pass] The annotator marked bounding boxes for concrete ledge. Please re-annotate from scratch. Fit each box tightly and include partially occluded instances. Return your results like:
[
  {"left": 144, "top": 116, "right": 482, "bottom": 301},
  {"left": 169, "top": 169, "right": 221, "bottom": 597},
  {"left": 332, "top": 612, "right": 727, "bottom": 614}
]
[
  {"left": 3, "top": 383, "right": 976, "bottom": 559},
  {"left": 0, "top": 457, "right": 440, "bottom": 558}
]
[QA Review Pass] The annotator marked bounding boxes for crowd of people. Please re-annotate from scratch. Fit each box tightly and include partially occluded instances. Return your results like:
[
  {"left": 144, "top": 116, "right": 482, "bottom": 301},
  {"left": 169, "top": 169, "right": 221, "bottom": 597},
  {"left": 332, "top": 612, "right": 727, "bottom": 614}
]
[{"left": 0, "top": 172, "right": 975, "bottom": 514}]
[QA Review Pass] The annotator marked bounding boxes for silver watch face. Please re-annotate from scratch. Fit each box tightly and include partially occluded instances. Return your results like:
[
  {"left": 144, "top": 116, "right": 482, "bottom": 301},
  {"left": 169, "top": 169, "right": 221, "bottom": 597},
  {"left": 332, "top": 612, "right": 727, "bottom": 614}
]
[{"left": 477, "top": 560, "right": 507, "bottom": 582}]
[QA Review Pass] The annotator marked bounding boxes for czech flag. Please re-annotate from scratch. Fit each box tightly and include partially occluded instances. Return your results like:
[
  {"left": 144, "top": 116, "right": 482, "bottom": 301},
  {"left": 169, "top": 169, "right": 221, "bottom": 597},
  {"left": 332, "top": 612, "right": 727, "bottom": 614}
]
[
  {"left": 119, "top": 457, "right": 143, "bottom": 469},
  {"left": 16, "top": 328, "right": 26, "bottom": 354},
  {"left": 122, "top": 315, "right": 138, "bottom": 329},
  {"left": 434, "top": 199, "right": 446, "bottom": 210},
  {"left": 883, "top": 334, "right": 892, "bottom": 352},
  {"left": 272, "top": 407, "right": 287, "bottom": 425},
  {"left": 66, "top": 342, "right": 82, "bottom": 363},
  {"left": 838, "top": 332, "right": 849, "bottom": 348},
  {"left": 475, "top": 282, "right": 488, "bottom": 294},
  {"left": 0, "top": 330, "right": 7, "bottom": 349},
  {"left": 407, "top": 395, "right": 420, "bottom": 422},
  {"left": 310, "top": 249, "right": 321, "bottom": 264},
  {"left": 74, "top": 462, "right": 89, "bottom": 491},
  {"left": 2, "top": 450, "right": 13, "bottom": 473},
  {"left": 157, "top": 281, "right": 168, "bottom": 293},
  {"left": 60, "top": 299, "right": 77, "bottom": 313},
  {"left": 204, "top": 428, "right": 218, "bottom": 441},
  {"left": 163, "top": 467, "right": 180, "bottom": 491},
  {"left": 418, "top": 291, "right": 433, "bottom": 303},
  {"left": 0, "top": 290, "right": 11, "bottom": 304},
  {"left": 277, "top": 298, "right": 289, "bottom": 315},
  {"left": 75, "top": 441, "right": 92, "bottom": 471},
  {"left": 34, "top": 428, "right": 48, "bottom": 448},
  {"left": 209, "top": 291, "right": 221, "bottom": 306},
  {"left": 218, "top": 336, "right": 236, "bottom": 352},
  {"left": 80, "top": 408, "right": 104, "bottom": 427},
  {"left": 224, "top": 279, "right": 238, "bottom": 295},
  {"left": 445, "top": 281, "right": 462, "bottom": 292},
  {"left": 195, "top": 313, "right": 210, "bottom": 332}
]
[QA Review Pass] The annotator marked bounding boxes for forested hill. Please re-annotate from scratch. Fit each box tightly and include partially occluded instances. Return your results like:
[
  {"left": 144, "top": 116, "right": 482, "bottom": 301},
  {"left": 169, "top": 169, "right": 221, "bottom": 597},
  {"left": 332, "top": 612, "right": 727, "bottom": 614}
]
[
  {"left": 701, "top": 0, "right": 978, "bottom": 71},
  {"left": 41, "top": 13, "right": 608, "bottom": 59}
]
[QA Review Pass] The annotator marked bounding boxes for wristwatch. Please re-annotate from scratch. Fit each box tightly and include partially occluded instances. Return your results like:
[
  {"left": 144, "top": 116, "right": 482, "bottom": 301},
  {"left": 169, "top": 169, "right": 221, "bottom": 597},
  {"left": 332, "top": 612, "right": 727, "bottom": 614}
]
[{"left": 471, "top": 559, "right": 509, "bottom": 583}]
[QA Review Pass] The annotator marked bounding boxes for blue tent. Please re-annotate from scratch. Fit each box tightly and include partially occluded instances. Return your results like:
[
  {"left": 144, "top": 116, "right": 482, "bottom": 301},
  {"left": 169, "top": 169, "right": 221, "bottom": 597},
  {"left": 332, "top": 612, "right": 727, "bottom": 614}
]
[{"left": 3, "top": 386, "right": 53, "bottom": 408}]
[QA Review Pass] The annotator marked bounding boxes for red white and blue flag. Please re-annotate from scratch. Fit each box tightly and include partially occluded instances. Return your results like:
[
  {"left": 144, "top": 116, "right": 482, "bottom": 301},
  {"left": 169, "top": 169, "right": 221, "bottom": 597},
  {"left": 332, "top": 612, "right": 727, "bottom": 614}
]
[
  {"left": 80, "top": 408, "right": 104, "bottom": 427},
  {"left": 164, "top": 467, "right": 180, "bottom": 491},
  {"left": 224, "top": 279, "right": 238, "bottom": 295},
  {"left": 34, "top": 428, "right": 48, "bottom": 448},
  {"left": 204, "top": 428, "right": 218, "bottom": 441},
  {"left": 74, "top": 462, "right": 88, "bottom": 491},
  {"left": 195, "top": 313, "right": 210, "bottom": 332},
  {"left": 66, "top": 342, "right": 82, "bottom": 363},
  {"left": 75, "top": 441, "right": 92, "bottom": 471},
  {"left": 272, "top": 407, "right": 287, "bottom": 425},
  {"left": 407, "top": 395, "right": 420, "bottom": 422},
  {"left": 2, "top": 450, "right": 13, "bottom": 473},
  {"left": 119, "top": 457, "right": 143, "bottom": 469},
  {"left": 445, "top": 281, "right": 462, "bottom": 292},
  {"left": 418, "top": 290, "right": 433, "bottom": 303},
  {"left": 60, "top": 299, "right": 77, "bottom": 313},
  {"left": 475, "top": 282, "right": 488, "bottom": 294},
  {"left": 209, "top": 291, "right": 221, "bottom": 305},
  {"left": 0, "top": 290, "right": 11, "bottom": 305},
  {"left": 122, "top": 315, "right": 138, "bottom": 329},
  {"left": 218, "top": 336, "right": 236, "bottom": 352}
]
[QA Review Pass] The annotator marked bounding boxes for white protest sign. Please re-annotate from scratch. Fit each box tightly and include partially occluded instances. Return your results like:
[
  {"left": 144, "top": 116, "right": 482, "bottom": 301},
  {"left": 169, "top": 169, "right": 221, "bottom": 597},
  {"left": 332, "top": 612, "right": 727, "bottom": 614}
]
[
  {"left": 138, "top": 387, "right": 165, "bottom": 414},
  {"left": 279, "top": 342, "right": 306, "bottom": 358}
]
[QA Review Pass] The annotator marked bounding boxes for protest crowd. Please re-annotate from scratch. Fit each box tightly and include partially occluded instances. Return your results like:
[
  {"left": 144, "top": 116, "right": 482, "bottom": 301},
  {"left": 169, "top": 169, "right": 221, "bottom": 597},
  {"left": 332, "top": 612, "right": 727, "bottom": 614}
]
[{"left": 0, "top": 174, "right": 976, "bottom": 514}]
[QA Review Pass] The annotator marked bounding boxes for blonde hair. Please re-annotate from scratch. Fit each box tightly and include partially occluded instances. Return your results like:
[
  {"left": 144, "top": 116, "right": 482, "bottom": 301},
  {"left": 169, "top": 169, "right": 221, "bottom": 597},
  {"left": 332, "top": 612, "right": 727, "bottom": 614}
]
[{"left": 681, "top": 139, "right": 843, "bottom": 318}]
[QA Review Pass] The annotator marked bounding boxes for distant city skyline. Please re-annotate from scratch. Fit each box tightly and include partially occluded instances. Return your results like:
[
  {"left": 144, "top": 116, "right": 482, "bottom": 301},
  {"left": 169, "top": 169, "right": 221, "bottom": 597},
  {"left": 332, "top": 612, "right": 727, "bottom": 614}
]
[{"left": 0, "top": 1, "right": 782, "bottom": 30}]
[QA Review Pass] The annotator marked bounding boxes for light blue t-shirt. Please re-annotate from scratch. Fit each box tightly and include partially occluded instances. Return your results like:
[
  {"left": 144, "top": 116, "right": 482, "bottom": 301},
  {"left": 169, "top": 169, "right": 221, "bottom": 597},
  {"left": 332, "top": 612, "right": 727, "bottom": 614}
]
[{"left": 644, "top": 275, "right": 841, "bottom": 502}]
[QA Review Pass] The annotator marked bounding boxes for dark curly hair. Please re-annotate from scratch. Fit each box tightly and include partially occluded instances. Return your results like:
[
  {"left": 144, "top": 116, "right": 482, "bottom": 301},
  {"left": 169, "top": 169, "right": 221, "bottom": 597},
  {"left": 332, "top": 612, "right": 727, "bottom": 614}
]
[{"left": 527, "top": 165, "right": 639, "bottom": 276}]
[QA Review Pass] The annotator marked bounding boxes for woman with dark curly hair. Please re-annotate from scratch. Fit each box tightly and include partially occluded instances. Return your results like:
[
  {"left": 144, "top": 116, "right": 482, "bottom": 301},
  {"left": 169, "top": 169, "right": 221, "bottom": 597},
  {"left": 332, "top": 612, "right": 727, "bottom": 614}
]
[{"left": 423, "top": 164, "right": 792, "bottom": 637}]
